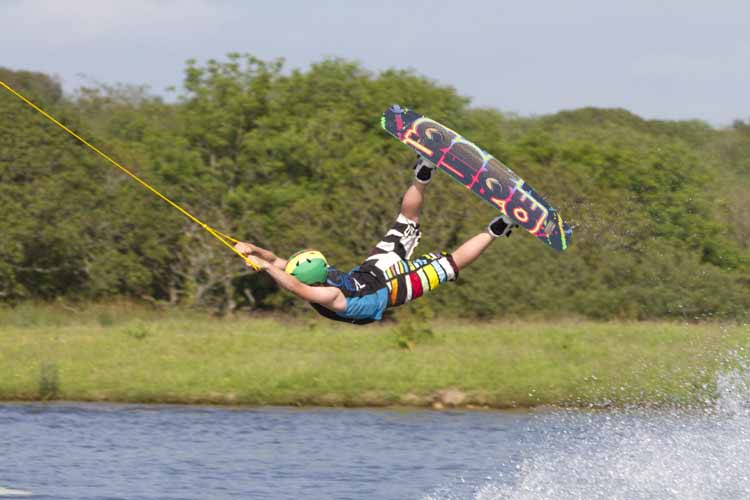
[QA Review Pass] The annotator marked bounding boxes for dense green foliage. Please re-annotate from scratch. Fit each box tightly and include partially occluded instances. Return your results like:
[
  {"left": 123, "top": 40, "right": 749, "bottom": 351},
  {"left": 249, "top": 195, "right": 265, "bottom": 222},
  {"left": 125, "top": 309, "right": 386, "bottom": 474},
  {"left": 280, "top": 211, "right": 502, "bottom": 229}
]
[{"left": 1, "top": 56, "right": 748, "bottom": 320}]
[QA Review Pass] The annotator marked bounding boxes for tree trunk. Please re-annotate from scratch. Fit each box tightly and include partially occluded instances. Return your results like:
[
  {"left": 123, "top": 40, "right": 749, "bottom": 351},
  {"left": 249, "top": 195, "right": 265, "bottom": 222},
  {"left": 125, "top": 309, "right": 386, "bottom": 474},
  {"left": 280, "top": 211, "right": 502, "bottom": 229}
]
[{"left": 221, "top": 277, "right": 236, "bottom": 317}]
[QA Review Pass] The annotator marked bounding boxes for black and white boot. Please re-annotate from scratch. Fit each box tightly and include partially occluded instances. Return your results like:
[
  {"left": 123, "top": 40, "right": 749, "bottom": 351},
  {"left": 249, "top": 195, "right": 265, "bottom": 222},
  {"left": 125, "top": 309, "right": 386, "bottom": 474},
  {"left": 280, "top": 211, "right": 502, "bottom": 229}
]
[
  {"left": 413, "top": 156, "right": 437, "bottom": 184},
  {"left": 488, "top": 215, "right": 516, "bottom": 238}
]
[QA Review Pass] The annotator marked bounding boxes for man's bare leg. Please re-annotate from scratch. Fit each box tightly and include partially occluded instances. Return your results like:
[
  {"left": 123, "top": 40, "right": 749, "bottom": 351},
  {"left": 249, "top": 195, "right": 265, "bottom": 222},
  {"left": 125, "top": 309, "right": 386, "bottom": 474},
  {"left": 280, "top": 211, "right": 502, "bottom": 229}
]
[
  {"left": 451, "top": 216, "right": 515, "bottom": 270},
  {"left": 399, "top": 181, "right": 427, "bottom": 223},
  {"left": 451, "top": 232, "right": 494, "bottom": 270},
  {"left": 399, "top": 158, "right": 435, "bottom": 223}
]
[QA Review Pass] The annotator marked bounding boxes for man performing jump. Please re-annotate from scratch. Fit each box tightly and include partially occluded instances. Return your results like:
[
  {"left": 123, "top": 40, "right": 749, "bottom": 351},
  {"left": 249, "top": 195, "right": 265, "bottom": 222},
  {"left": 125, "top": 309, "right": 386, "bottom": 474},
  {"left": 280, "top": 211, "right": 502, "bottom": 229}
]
[{"left": 234, "top": 158, "right": 515, "bottom": 324}]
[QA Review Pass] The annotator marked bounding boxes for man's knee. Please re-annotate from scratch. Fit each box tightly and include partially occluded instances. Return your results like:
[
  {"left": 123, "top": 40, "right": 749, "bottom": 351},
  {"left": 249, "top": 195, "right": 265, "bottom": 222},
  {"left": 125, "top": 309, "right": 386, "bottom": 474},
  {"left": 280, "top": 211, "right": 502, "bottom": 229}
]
[{"left": 396, "top": 213, "right": 418, "bottom": 226}]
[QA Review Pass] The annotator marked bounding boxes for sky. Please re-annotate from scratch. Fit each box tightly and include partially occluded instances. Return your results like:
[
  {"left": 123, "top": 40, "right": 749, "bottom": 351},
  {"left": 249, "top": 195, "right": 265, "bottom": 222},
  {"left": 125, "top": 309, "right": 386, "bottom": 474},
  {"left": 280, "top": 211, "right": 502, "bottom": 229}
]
[{"left": 1, "top": 0, "right": 749, "bottom": 126}]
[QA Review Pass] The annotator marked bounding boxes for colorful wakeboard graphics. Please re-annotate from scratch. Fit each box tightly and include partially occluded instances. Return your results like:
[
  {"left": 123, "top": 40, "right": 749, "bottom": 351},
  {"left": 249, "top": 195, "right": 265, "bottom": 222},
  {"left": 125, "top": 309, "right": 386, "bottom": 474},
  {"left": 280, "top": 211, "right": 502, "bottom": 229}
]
[{"left": 382, "top": 105, "right": 572, "bottom": 251}]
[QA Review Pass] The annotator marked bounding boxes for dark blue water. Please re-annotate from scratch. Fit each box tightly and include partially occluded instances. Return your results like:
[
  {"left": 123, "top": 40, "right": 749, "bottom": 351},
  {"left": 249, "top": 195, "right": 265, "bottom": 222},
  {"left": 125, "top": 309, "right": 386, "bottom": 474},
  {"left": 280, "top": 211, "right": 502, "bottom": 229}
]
[
  {"left": 0, "top": 404, "right": 536, "bottom": 500},
  {"left": 2, "top": 372, "right": 750, "bottom": 500}
]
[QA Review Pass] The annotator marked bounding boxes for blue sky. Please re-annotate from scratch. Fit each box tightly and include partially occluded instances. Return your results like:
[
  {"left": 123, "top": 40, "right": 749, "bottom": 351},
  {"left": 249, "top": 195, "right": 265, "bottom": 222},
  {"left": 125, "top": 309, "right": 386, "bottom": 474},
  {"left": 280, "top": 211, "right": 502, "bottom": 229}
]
[{"left": 2, "top": 0, "right": 748, "bottom": 125}]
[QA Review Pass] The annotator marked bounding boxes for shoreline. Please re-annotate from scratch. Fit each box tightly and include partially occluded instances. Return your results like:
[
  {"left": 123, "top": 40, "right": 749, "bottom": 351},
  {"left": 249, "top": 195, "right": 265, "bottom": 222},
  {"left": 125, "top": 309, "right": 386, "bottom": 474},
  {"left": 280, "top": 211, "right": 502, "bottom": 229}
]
[
  {"left": 0, "top": 399, "right": 542, "bottom": 413},
  {"left": 0, "top": 399, "right": 659, "bottom": 416}
]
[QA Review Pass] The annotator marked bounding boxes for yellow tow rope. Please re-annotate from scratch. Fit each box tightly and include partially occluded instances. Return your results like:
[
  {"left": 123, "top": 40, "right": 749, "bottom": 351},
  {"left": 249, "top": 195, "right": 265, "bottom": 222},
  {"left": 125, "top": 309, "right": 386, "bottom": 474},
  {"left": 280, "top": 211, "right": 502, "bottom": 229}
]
[{"left": 0, "top": 80, "right": 260, "bottom": 271}]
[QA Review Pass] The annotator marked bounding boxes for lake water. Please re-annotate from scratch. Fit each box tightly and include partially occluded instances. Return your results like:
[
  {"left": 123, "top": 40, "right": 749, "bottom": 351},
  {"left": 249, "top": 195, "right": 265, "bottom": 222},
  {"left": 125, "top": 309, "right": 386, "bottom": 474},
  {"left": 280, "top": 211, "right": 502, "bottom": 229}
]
[{"left": 2, "top": 368, "right": 750, "bottom": 500}]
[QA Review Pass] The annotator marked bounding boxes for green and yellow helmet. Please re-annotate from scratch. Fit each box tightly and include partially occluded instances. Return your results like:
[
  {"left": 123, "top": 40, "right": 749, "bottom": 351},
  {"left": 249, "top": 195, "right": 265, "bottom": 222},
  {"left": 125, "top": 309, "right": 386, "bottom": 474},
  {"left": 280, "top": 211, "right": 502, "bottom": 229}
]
[{"left": 285, "top": 249, "right": 329, "bottom": 285}]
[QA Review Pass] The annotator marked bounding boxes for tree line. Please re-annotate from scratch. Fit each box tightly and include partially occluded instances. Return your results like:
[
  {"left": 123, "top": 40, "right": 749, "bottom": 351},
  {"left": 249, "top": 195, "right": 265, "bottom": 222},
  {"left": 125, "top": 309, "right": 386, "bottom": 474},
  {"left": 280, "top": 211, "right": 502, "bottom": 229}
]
[{"left": 1, "top": 55, "right": 748, "bottom": 320}]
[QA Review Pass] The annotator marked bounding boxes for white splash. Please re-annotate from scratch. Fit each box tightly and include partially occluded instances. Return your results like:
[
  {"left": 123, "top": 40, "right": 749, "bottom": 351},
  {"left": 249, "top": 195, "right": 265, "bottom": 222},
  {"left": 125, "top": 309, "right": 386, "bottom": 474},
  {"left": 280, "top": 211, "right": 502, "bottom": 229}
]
[
  {"left": 0, "top": 487, "right": 32, "bottom": 497},
  {"left": 430, "top": 351, "right": 750, "bottom": 500}
]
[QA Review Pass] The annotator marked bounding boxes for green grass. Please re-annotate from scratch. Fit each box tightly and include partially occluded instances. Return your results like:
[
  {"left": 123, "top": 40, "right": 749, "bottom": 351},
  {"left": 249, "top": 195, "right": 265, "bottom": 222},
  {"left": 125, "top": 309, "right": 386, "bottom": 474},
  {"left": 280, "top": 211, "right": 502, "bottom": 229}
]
[{"left": 1, "top": 303, "right": 748, "bottom": 408}]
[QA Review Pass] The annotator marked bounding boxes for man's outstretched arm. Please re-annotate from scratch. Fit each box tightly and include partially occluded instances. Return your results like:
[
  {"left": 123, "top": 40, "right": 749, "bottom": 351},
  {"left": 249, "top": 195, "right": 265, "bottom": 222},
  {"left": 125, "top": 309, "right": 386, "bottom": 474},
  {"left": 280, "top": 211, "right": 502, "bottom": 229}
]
[
  {"left": 234, "top": 241, "right": 288, "bottom": 270},
  {"left": 249, "top": 257, "right": 346, "bottom": 312}
]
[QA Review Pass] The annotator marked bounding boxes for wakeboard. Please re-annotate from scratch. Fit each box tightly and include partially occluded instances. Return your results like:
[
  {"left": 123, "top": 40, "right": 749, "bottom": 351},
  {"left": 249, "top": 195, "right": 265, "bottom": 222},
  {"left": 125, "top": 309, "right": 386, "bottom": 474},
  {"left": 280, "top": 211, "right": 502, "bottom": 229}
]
[{"left": 382, "top": 105, "right": 572, "bottom": 251}]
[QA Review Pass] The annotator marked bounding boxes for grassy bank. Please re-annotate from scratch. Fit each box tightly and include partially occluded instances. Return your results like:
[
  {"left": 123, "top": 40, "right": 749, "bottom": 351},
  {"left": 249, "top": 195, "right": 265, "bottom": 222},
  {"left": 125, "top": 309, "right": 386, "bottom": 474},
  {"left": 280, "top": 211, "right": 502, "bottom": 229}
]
[{"left": 1, "top": 303, "right": 748, "bottom": 408}]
